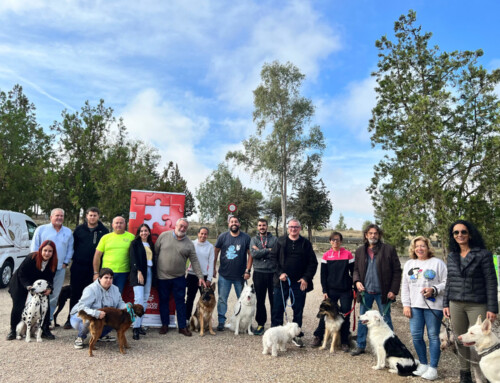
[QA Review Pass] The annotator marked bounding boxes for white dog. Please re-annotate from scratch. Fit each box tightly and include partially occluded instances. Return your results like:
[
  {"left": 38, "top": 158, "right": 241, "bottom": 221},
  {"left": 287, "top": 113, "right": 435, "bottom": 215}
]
[
  {"left": 458, "top": 315, "right": 500, "bottom": 383},
  {"left": 225, "top": 283, "right": 256, "bottom": 335},
  {"left": 262, "top": 322, "right": 301, "bottom": 357},
  {"left": 360, "top": 310, "right": 418, "bottom": 376},
  {"left": 16, "top": 279, "right": 50, "bottom": 343}
]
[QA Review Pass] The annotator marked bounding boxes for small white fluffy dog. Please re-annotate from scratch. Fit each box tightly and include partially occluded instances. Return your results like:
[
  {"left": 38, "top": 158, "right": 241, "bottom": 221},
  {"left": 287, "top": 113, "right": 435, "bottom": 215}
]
[
  {"left": 225, "top": 283, "right": 256, "bottom": 335},
  {"left": 458, "top": 315, "right": 500, "bottom": 383},
  {"left": 360, "top": 310, "right": 417, "bottom": 376},
  {"left": 262, "top": 322, "right": 301, "bottom": 357},
  {"left": 16, "top": 279, "right": 50, "bottom": 342}
]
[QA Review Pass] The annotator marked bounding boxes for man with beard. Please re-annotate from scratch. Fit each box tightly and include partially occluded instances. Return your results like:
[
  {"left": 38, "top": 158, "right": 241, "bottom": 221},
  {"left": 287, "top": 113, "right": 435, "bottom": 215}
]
[
  {"left": 154, "top": 218, "right": 205, "bottom": 336},
  {"left": 250, "top": 218, "right": 277, "bottom": 335},
  {"left": 213, "top": 216, "right": 252, "bottom": 331},
  {"left": 67, "top": 207, "right": 109, "bottom": 329},
  {"left": 351, "top": 223, "right": 402, "bottom": 356}
]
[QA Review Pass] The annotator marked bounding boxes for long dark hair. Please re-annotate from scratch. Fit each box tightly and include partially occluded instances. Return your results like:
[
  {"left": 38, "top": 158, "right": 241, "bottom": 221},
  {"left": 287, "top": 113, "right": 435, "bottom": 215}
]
[
  {"left": 448, "top": 219, "right": 486, "bottom": 253},
  {"left": 33, "top": 240, "right": 58, "bottom": 272},
  {"left": 134, "top": 224, "right": 154, "bottom": 249}
]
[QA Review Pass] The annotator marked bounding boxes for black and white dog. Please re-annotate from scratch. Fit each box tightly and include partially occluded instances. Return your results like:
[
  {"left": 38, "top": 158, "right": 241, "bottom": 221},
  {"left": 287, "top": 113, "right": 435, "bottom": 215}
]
[
  {"left": 360, "top": 310, "right": 418, "bottom": 376},
  {"left": 16, "top": 279, "right": 50, "bottom": 342}
]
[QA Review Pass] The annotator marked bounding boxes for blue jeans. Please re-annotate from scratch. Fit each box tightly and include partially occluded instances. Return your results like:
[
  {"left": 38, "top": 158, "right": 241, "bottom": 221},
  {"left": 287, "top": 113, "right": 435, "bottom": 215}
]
[
  {"left": 70, "top": 314, "right": 112, "bottom": 339},
  {"left": 49, "top": 268, "right": 66, "bottom": 320},
  {"left": 132, "top": 267, "right": 152, "bottom": 328},
  {"left": 158, "top": 277, "right": 187, "bottom": 329},
  {"left": 356, "top": 292, "right": 393, "bottom": 349},
  {"left": 112, "top": 272, "right": 129, "bottom": 293},
  {"left": 217, "top": 275, "right": 244, "bottom": 325},
  {"left": 271, "top": 280, "right": 306, "bottom": 329},
  {"left": 409, "top": 307, "right": 443, "bottom": 367}
]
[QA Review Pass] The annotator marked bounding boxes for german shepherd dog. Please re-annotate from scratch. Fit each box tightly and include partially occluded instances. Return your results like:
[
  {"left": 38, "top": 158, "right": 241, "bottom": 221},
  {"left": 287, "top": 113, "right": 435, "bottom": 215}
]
[
  {"left": 189, "top": 284, "right": 216, "bottom": 336},
  {"left": 78, "top": 304, "right": 144, "bottom": 357},
  {"left": 316, "top": 298, "right": 344, "bottom": 353}
]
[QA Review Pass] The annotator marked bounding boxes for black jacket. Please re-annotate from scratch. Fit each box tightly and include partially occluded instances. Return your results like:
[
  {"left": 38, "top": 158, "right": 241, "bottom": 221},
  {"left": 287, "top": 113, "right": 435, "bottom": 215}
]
[
  {"left": 443, "top": 247, "right": 498, "bottom": 313},
  {"left": 269, "top": 235, "right": 318, "bottom": 291},
  {"left": 72, "top": 221, "right": 109, "bottom": 267},
  {"left": 9, "top": 253, "right": 55, "bottom": 298},
  {"left": 129, "top": 240, "right": 153, "bottom": 287}
]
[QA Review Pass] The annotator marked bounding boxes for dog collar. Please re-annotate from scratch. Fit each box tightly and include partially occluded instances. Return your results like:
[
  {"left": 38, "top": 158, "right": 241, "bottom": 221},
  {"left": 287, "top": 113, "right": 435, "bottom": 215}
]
[
  {"left": 477, "top": 342, "right": 500, "bottom": 357},
  {"left": 126, "top": 303, "right": 136, "bottom": 323}
]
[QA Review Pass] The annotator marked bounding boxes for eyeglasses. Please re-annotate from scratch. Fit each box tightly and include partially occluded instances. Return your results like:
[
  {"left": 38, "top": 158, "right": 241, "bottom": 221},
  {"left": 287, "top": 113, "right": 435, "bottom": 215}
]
[
  {"left": 288, "top": 226, "right": 300, "bottom": 229},
  {"left": 453, "top": 230, "right": 468, "bottom": 236},
  {"left": 331, "top": 239, "right": 341, "bottom": 242}
]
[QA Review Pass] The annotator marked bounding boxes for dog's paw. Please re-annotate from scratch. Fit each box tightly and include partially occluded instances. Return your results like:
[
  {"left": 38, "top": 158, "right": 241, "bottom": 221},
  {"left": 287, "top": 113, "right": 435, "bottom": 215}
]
[
  {"left": 199, "top": 332, "right": 205, "bottom": 337},
  {"left": 319, "top": 346, "right": 325, "bottom": 350},
  {"left": 388, "top": 369, "right": 398, "bottom": 374},
  {"left": 36, "top": 338, "right": 42, "bottom": 343},
  {"left": 372, "top": 366, "right": 383, "bottom": 370},
  {"left": 209, "top": 331, "right": 216, "bottom": 335},
  {"left": 16, "top": 336, "right": 21, "bottom": 340},
  {"left": 329, "top": 349, "right": 335, "bottom": 354}
]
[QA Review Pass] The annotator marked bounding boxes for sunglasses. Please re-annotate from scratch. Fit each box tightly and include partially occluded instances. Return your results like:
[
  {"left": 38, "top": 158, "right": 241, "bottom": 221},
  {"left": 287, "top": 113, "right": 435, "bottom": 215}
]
[{"left": 453, "top": 230, "right": 468, "bottom": 236}]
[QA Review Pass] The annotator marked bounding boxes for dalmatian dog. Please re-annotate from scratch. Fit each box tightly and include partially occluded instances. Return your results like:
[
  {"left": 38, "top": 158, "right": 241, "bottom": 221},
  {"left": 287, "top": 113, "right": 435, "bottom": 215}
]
[{"left": 16, "top": 279, "right": 50, "bottom": 342}]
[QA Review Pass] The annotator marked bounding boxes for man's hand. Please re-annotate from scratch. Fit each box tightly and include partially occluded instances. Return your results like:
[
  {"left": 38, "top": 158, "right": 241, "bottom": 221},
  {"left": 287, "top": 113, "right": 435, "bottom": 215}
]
[
  {"left": 213, "top": 269, "right": 217, "bottom": 279},
  {"left": 243, "top": 272, "right": 251, "bottom": 280},
  {"left": 355, "top": 281, "right": 365, "bottom": 292},
  {"left": 387, "top": 291, "right": 395, "bottom": 301},
  {"left": 43, "top": 289, "right": 52, "bottom": 296},
  {"left": 93, "top": 274, "right": 99, "bottom": 281},
  {"left": 486, "top": 311, "right": 497, "bottom": 322},
  {"left": 98, "top": 310, "right": 106, "bottom": 319},
  {"left": 206, "top": 280, "right": 211, "bottom": 287},
  {"left": 323, "top": 293, "right": 328, "bottom": 300},
  {"left": 403, "top": 306, "right": 412, "bottom": 318},
  {"left": 443, "top": 307, "right": 450, "bottom": 318},
  {"left": 279, "top": 273, "right": 287, "bottom": 282},
  {"left": 198, "top": 279, "right": 207, "bottom": 288},
  {"left": 252, "top": 245, "right": 259, "bottom": 251},
  {"left": 298, "top": 278, "right": 308, "bottom": 291}
]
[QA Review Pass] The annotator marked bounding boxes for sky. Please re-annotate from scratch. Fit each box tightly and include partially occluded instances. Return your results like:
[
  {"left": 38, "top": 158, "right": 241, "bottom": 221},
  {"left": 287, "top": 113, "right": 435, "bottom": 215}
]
[{"left": 1, "top": 0, "right": 499, "bottom": 230}]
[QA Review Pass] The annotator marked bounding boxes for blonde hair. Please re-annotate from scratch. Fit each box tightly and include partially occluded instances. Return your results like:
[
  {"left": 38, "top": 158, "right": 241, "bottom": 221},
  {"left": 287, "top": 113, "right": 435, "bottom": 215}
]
[{"left": 408, "top": 236, "right": 435, "bottom": 259}]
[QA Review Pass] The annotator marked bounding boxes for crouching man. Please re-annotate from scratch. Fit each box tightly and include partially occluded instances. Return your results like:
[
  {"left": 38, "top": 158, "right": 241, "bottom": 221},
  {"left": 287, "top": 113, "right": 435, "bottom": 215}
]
[{"left": 69, "top": 268, "right": 126, "bottom": 349}]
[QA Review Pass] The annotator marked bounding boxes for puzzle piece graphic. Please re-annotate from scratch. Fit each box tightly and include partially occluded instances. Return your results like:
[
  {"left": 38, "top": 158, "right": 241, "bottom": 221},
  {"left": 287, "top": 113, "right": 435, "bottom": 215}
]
[{"left": 144, "top": 199, "right": 171, "bottom": 228}]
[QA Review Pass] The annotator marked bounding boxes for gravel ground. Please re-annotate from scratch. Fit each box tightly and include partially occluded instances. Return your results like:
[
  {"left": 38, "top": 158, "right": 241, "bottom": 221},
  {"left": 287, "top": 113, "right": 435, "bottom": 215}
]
[{"left": 0, "top": 256, "right": 469, "bottom": 383}]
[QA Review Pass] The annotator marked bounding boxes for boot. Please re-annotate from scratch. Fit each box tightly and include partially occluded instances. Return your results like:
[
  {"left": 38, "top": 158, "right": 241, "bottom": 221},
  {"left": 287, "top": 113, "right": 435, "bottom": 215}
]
[
  {"left": 6, "top": 329, "right": 16, "bottom": 341},
  {"left": 133, "top": 328, "right": 140, "bottom": 340},
  {"left": 41, "top": 324, "right": 55, "bottom": 340},
  {"left": 459, "top": 370, "right": 473, "bottom": 383}
]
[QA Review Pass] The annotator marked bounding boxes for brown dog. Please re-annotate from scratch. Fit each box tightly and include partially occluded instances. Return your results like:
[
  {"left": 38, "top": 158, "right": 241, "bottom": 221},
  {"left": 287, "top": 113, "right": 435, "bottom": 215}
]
[
  {"left": 316, "top": 298, "right": 344, "bottom": 353},
  {"left": 78, "top": 304, "right": 144, "bottom": 356},
  {"left": 189, "top": 284, "right": 216, "bottom": 336}
]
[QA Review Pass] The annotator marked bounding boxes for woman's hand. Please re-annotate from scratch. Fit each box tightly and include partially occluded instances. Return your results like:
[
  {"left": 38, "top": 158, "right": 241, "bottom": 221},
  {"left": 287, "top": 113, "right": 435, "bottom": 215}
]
[
  {"left": 138, "top": 271, "right": 144, "bottom": 285},
  {"left": 44, "top": 289, "right": 51, "bottom": 296},
  {"left": 403, "top": 306, "right": 412, "bottom": 318},
  {"left": 443, "top": 307, "right": 450, "bottom": 318}
]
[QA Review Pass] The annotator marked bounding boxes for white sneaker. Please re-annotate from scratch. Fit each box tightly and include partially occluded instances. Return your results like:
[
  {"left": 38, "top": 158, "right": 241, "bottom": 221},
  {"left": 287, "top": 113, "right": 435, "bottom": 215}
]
[
  {"left": 74, "top": 337, "right": 84, "bottom": 349},
  {"left": 421, "top": 367, "right": 438, "bottom": 380},
  {"left": 413, "top": 364, "right": 428, "bottom": 376}
]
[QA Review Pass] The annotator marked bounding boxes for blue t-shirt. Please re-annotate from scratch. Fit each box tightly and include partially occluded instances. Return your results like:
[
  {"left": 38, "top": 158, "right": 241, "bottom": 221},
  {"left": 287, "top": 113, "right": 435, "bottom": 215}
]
[{"left": 215, "top": 231, "right": 251, "bottom": 280}]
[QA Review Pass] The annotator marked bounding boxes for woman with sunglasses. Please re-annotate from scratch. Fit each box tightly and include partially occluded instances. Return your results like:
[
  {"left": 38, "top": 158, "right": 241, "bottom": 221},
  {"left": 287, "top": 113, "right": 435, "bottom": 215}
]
[{"left": 443, "top": 220, "right": 498, "bottom": 383}]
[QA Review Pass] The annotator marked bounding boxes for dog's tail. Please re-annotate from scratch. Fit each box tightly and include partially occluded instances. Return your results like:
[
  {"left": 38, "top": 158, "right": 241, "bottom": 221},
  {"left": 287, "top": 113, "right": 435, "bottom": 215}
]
[
  {"left": 396, "top": 362, "right": 418, "bottom": 376},
  {"left": 78, "top": 310, "right": 94, "bottom": 322}
]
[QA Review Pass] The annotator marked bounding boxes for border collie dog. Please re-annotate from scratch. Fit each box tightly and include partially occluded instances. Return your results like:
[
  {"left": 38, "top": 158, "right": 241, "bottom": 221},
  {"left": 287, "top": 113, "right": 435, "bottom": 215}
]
[{"left": 360, "top": 310, "right": 418, "bottom": 376}]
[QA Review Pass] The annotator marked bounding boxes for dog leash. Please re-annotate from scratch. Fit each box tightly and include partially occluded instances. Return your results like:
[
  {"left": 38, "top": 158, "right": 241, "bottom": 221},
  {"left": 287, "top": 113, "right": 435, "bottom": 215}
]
[
  {"left": 340, "top": 290, "right": 357, "bottom": 331},
  {"left": 280, "top": 277, "right": 295, "bottom": 323},
  {"left": 126, "top": 303, "right": 136, "bottom": 323},
  {"left": 358, "top": 291, "right": 393, "bottom": 316}
]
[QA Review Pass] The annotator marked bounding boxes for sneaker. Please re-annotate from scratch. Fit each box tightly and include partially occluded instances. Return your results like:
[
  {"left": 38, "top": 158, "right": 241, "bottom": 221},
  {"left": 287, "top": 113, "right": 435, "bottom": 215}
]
[
  {"left": 311, "top": 336, "right": 322, "bottom": 348},
  {"left": 254, "top": 326, "right": 265, "bottom": 336},
  {"left": 292, "top": 336, "right": 305, "bottom": 348},
  {"left": 421, "top": 367, "right": 438, "bottom": 381},
  {"left": 41, "top": 329, "right": 55, "bottom": 340},
  {"left": 413, "top": 364, "right": 429, "bottom": 376},
  {"left": 350, "top": 347, "right": 365, "bottom": 356},
  {"left": 74, "top": 337, "right": 84, "bottom": 349},
  {"left": 138, "top": 327, "right": 147, "bottom": 336},
  {"left": 217, "top": 323, "right": 225, "bottom": 331},
  {"left": 341, "top": 344, "right": 350, "bottom": 353},
  {"left": 6, "top": 330, "right": 16, "bottom": 341},
  {"left": 98, "top": 335, "right": 116, "bottom": 342}
]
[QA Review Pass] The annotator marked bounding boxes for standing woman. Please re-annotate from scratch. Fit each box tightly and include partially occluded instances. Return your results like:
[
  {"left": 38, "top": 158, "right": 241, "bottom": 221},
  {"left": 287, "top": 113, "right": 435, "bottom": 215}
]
[
  {"left": 402, "top": 236, "right": 447, "bottom": 380},
  {"left": 129, "top": 224, "right": 154, "bottom": 340},
  {"left": 443, "top": 220, "right": 498, "bottom": 383},
  {"left": 185, "top": 226, "right": 214, "bottom": 319},
  {"left": 311, "top": 231, "right": 354, "bottom": 352},
  {"left": 6, "top": 240, "right": 58, "bottom": 340}
]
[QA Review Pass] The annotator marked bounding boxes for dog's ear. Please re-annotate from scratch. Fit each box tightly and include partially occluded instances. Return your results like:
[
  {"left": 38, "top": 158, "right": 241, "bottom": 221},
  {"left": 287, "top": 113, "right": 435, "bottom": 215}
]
[
  {"left": 481, "top": 318, "right": 492, "bottom": 335},
  {"left": 475, "top": 315, "right": 483, "bottom": 326}
]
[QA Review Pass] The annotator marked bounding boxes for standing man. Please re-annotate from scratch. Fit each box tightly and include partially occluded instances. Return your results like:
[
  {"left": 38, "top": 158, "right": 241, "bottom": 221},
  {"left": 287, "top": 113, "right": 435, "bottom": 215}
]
[
  {"left": 154, "top": 218, "right": 206, "bottom": 336},
  {"left": 250, "top": 218, "right": 277, "bottom": 335},
  {"left": 270, "top": 218, "right": 318, "bottom": 347},
  {"left": 351, "top": 223, "right": 402, "bottom": 356},
  {"left": 213, "top": 216, "right": 252, "bottom": 331},
  {"left": 67, "top": 207, "right": 109, "bottom": 329},
  {"left": 31, "top": 208, "right": 74, "bottom": 339},
  {"left": 93, "top": 216, "right": 134, "bottom": 293}
]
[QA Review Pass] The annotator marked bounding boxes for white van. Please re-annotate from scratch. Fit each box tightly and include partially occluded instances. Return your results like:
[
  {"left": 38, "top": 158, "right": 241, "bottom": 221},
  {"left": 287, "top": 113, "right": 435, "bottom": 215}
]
[{"left": 0, "top": 210, "right": 37, "bottom": 288}]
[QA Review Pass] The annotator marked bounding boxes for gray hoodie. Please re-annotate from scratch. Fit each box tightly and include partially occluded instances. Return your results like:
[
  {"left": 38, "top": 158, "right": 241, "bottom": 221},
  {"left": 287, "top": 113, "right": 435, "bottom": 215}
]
[{"left": 70, "top": 278, "right": 126, "bottom": 318}]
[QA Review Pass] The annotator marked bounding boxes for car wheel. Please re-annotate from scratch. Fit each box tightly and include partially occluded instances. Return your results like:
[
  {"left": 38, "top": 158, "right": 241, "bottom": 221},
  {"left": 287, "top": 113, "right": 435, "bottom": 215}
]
[{"left": 0, "top": 260, "right": 14, "bottom": 288}]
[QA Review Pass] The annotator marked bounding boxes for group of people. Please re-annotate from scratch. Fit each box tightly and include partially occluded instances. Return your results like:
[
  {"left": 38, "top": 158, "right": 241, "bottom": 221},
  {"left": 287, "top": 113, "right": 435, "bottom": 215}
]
[{"left": 5, "top": 208, "right": 498, "bottom": 383}]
